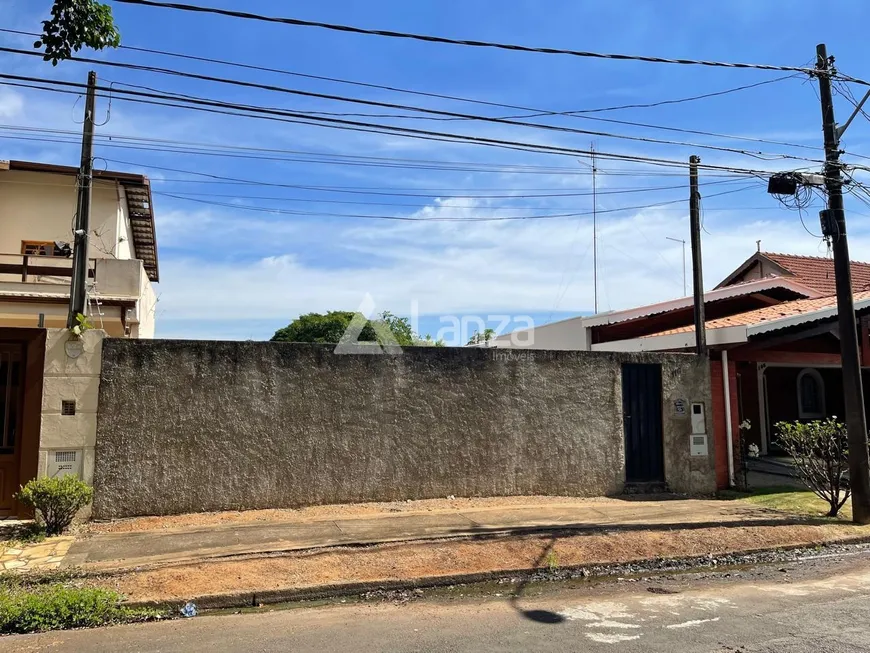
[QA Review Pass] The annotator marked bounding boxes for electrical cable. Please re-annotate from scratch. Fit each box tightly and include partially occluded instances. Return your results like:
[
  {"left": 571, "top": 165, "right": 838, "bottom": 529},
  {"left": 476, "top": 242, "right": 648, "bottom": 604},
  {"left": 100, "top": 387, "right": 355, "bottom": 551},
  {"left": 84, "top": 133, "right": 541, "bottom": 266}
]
[
  {"left": 99, "top": 157, "right": 765, "bottom": 200},
  {"left": 111, "top": 0, "right": 821, "bottom": 75},
  {"left": 0, "top": 50, "right": 825, "bottom": 163},
  {"left": 0, "top": 28, "right": 807, "bottom": 120},
  {"left": 153, "top": 185, "right": 758, "bottom": 222},
  {"left": 0, "top": 74, "right": 825, "bottom": 176}
]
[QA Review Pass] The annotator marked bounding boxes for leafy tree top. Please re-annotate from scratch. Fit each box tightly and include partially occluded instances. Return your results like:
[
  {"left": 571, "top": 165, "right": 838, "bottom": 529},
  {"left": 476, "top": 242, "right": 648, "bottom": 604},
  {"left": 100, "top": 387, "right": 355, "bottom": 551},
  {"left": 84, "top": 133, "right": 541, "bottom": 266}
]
[
  {"left": 37, "top": 0, "right": 121, "bottom": 65},
  {"left": 271, "top": 311, "right": 443, "bottom": 347}
]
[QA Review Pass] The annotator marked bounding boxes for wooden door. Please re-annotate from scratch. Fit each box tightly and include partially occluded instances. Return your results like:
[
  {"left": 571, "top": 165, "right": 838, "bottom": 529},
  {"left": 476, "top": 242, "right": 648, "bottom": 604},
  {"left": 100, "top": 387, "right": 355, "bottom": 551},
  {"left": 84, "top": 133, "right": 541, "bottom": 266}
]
[{"left": 0, "top": 345, "right": 24, "bottom": 514}]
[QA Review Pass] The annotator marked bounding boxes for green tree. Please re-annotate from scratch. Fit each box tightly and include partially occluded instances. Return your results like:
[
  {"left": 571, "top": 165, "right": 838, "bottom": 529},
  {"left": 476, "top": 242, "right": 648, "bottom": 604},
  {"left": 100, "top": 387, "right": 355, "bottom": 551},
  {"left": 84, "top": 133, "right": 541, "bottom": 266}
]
[
  {"left": 271, "top": 311, "right": 443, "bottom": 347},
  {"left": 467, "top": 328, "right": 496, "bottom": 345},
  {"left": 776, "top": 418, "right": 851, "bottom": 517},
  {"left": 36, "top": 0, "right": 121, "bottom": 65}
]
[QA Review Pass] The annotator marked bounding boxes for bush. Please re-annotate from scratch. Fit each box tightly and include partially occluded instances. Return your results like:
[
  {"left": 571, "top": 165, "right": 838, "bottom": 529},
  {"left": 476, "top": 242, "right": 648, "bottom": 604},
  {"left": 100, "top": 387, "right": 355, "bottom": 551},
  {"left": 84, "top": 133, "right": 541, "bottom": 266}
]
[
  {"left": 0, "top": 584, "right": 158, "bottom": 634},
  {"left": 15, "top": 476, "right": 93, "bottom": 536},
  {"left": 776, "top": 418, "right": 850, "bottom": 517}
]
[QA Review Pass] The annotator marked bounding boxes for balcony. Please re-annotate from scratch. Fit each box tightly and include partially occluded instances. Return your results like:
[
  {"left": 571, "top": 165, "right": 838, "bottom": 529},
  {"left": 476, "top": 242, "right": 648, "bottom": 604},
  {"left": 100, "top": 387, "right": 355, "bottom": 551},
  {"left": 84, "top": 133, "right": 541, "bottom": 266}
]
[{"left": 0, "top": 253, "right": 145, "bottom": 301}]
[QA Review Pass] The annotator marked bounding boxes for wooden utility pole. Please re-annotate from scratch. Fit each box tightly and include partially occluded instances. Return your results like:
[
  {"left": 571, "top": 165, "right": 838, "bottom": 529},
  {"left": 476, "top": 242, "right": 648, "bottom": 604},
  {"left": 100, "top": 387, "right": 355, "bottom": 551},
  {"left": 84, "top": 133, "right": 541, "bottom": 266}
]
[
  {"left": 688, "top": 155, "right": 706, "bottom": 356},
  {"left": 815, "top": 44, "right": 870, "bottom": 523},
  {"left": 67, "top": 71, "right": 98, "bottom": 327}
]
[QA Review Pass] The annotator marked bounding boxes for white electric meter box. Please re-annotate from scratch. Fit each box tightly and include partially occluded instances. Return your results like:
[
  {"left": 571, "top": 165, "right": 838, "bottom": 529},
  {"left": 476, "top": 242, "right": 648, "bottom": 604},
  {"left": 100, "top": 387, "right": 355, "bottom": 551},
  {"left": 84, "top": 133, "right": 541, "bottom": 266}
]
[
  {"left": 691, "top": 433, "right": 709, "bottom": 457},
  {"left": 690, "top": 402, "right": 706, "bottom": 434}
]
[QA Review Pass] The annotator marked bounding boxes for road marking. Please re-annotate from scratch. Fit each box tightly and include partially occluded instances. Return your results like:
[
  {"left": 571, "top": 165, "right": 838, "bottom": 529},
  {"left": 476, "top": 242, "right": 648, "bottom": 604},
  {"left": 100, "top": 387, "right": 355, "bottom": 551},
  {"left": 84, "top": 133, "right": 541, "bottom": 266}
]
[
  {"left": 586, "top": 633, "right": 641, "bottom": 644},
  {"left": 665, "top": 617, "right": 721, "bottom": 629},
  {"left": 586, "top": 620, "right": 641, "bottom": 629},
  {"left": 560, "top": 602, "right": 631, "bottom": 621}
]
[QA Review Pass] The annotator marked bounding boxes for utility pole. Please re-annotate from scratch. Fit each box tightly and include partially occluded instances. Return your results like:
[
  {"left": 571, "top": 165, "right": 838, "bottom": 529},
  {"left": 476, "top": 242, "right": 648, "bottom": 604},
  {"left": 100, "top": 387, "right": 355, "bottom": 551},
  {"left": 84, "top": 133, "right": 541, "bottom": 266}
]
[
  {"left": 591, "top": 143, "right": 598, "bottom": 314},
  {"left": 688, "top": 155, "right": 706, "bottom": 356},
  {"left": 666, "top": 236, "right": 687, "bottom": 297},
  {"left": 815, "top": 43, "right": 870, "bottom": 523},
  {"left": 67, "top": 71, "right": 97, "bottom": 327}
]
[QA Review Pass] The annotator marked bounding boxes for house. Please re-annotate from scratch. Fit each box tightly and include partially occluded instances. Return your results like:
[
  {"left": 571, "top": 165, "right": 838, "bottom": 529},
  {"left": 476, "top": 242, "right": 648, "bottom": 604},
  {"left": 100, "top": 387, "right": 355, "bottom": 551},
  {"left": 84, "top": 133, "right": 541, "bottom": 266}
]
[
  {"left": 0, "top": 159, "right": 158, "bottom": 338},
  {"left": 0, "top": 159, "right": 160, "bottom": 516},
  {"left": 492, "top": 250, "right": 870, "bottom": 490}
]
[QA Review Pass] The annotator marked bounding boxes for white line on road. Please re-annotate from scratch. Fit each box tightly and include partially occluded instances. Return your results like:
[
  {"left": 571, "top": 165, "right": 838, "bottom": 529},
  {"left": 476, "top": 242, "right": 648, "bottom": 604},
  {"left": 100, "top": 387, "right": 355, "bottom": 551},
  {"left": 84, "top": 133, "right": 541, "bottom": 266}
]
[
  {"left": 586, "top": 633, "right": 642, "bottom": 644},
  {"left": 665, "top": 617, "right": 721, "bottom": 629}
]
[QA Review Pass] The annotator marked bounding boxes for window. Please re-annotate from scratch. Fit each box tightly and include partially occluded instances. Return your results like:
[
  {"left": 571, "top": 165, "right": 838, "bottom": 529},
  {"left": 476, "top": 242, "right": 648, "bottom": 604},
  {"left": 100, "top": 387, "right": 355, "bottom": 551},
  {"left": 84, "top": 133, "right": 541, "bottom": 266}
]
[
  {"left": 61, "top": 400, "right": 76, "bottom": 416},
  {"left": 21, "top": 241, "right": 57, "bottom": 257},
  {"left": 797, "top": 368, "right": 825, "bottom": 419}
]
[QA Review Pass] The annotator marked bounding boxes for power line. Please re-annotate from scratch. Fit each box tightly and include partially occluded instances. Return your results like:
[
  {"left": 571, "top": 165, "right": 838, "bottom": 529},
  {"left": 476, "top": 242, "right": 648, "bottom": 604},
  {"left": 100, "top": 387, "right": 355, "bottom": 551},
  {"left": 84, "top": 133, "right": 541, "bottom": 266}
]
[
  {"left": 0, "top": 124, "right": 753, "bottom": 177},
  {"left": 112, "top": 0, "right": 820, "bottom": 74},
  {"left": 154, "top": 185, "right": 758, "bottom": 222},
  {"left": 0, "top": 49, "right": 825, "bottom": 163},
  {"left": 0, "top": 126, "right": 790, "bottom": 188},
  {"left": 0, "top": 73, "right": 823, "bottom": 176},
  {"left": 0, "top": 28, "right": 804, "bottom": 120},
  {"left": 98, "top": 157, "right": 754, "bottom": 196},
  {"left": 0, "top": 171, "right": 746, "bottom": 202}
]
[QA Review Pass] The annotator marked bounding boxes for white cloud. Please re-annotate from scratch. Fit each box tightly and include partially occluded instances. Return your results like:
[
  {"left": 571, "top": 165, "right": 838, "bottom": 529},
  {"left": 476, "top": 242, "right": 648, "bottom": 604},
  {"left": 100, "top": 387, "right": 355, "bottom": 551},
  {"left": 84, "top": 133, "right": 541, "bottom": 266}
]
[
  {"left": 0, "top": 89, "right": 24, "bottom": 119},
  {"left": 152, "top": 192, "right": 865, "bottom": 339}
]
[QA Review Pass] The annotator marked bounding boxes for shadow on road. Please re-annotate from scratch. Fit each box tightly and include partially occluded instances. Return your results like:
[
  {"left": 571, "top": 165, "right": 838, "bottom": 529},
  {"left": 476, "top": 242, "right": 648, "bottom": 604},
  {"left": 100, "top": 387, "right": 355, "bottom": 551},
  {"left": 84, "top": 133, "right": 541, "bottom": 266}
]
[{"left": 508, "top": 537, "right": 566, "bottom": 625}]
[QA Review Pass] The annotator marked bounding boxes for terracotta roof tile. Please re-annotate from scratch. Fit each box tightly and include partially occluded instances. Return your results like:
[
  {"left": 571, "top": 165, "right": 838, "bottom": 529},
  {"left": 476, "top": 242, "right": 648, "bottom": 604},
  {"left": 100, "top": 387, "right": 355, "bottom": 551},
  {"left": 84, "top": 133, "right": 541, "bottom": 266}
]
[
  {"left": 762, "top": 252, "right": 870, "bottom": 295},
  {"left": 649, "top": 290, "right": 870, "bottom": 337}
]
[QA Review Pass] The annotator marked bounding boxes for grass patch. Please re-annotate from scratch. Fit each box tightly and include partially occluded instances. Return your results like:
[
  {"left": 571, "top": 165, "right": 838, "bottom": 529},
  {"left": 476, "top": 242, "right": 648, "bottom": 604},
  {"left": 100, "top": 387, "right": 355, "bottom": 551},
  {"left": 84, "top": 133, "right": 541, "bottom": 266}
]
[
  {"left": 0, "top": 583, "right": 165, "bottom": 634},
  {"left": 724, "top": 486, "right": 852, "bottom": 520}
]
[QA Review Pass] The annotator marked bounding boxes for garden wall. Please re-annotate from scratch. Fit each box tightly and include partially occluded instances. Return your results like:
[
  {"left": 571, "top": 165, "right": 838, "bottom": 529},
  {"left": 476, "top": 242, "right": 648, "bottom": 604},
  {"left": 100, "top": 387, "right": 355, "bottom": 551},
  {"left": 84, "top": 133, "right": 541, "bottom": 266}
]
[{"left": 92, "top": 341, "right": 715, "bottom": 518}]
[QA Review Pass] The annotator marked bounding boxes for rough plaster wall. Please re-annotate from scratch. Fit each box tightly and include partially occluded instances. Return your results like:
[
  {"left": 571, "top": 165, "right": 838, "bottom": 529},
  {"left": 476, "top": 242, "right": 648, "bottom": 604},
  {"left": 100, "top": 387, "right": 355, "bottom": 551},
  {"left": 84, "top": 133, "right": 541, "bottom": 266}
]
[
  {"left": 39, "top": 329, "right": 105, "bottom": 487},
  {"left": 93, "top": 342, "right": 714, "bottom": 518}
]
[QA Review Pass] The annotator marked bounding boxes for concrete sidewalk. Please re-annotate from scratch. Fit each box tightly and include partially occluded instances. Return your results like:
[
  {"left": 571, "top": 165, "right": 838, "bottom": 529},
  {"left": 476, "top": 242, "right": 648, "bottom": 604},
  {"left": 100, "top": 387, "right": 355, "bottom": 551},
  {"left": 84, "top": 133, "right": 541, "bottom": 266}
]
[{"left": 64, "top": 498, "right": 790, "bottom": 572}]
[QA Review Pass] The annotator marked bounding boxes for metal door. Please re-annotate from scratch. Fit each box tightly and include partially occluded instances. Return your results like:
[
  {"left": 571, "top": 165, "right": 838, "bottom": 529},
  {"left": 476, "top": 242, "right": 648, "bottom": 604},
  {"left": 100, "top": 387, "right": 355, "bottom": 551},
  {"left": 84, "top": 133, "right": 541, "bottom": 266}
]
[
  {"left": 622, "top": 363, "right": 665, "bottom": 483},
  {"left": 0, "top": 345, "right": 24, "bottom": 513}
]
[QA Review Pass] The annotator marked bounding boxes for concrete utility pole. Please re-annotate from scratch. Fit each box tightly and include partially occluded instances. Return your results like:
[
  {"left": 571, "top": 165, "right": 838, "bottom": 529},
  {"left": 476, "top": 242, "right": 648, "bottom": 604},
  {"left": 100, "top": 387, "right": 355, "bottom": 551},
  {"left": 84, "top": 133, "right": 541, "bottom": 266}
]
[
  {"left": 688, "top": 155, "right": 706, "bottom": 356},
  {"left": 591, "top": 144, "right": 598, "bottom": 314},
  {"left": 815, "top": 44, "right": 870, "bottom": 524},
  {"left": 67, "top": 71, "right": 98, "bottom": 327}
]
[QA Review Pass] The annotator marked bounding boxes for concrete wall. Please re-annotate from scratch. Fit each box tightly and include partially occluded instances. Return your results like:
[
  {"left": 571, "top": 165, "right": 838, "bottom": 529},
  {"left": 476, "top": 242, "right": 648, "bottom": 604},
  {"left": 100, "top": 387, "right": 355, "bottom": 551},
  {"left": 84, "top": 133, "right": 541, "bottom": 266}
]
[
  {"left": 489, "top": 316, "right": 589, "bottom": 350},
  {"left": 93, "top": 341, "right": 716, "bottom": 519},
  {"left": 38, "top": 328, "right": 105, "bottom": 487}
]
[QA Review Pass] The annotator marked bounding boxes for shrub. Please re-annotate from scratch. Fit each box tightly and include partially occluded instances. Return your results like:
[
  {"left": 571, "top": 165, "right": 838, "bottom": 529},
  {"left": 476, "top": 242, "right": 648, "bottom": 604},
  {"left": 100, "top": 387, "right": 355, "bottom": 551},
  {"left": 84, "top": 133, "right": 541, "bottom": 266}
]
[
  {"left": 776, "top": 418, "right": 850, "bottom": 517},
  {"left": 0, "top": 584, "right": 158, "bottom": 634},
  {"left": 15, "top": 476, "right": 93, "bottom": 536}
]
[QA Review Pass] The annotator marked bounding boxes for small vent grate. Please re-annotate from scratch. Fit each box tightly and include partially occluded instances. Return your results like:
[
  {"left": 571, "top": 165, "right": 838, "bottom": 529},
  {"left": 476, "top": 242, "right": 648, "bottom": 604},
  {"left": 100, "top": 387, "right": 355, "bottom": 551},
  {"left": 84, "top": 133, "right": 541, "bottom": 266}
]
[
  {"left": 47, "top": 450, "right": 82, "bottom": 479},
  {"left": 54, "top": 451, "right": 77, "bottom": 463},
  {"left": 61, "top": 400, "right": 76, "bottom": 416}
]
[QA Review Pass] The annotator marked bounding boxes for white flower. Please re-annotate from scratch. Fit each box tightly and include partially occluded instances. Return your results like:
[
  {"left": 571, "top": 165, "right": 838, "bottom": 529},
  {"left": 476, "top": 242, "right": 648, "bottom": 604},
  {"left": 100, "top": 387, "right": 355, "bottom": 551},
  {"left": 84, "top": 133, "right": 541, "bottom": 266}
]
[
  {"left": 748, "top": 443, "right": 760, "bottom": 458},
  {"left": 71, "top": 325, "right": 82, "bottom": 336},
  {"left": 739, "top": 419, "right": 752, "bottom": 431}
]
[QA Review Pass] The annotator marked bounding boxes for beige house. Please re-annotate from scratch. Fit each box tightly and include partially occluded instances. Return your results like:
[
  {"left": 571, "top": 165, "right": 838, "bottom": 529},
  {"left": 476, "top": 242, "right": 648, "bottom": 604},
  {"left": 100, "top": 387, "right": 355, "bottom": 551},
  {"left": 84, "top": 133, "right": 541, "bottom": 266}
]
[
  {"left": 0, "top": 159, "right": 159, "bottom": 337},
  {"left": 0, "top": 159, "right": 159, "bottom": 515}
]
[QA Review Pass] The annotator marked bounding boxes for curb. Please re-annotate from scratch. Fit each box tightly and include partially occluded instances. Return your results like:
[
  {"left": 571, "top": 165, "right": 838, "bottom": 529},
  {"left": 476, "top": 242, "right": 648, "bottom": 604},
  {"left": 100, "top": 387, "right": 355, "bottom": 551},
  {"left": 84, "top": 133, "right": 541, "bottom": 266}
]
[{"left": 122, "top": 533, "right": 870, "bottom": 612}]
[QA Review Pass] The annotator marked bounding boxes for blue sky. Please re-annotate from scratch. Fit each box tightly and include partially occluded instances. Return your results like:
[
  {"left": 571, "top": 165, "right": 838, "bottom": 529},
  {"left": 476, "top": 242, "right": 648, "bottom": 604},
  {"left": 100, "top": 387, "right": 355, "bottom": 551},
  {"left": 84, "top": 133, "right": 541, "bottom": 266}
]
[{"left": 4, "top": 1, "right": 870, "bottom": 342}]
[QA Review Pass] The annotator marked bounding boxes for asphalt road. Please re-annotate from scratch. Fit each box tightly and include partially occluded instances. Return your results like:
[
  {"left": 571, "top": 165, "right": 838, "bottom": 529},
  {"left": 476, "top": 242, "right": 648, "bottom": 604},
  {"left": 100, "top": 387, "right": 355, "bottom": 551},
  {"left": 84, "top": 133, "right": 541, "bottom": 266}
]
[{"left": 5, "top": 552, "right": 870, "bottom": 652}]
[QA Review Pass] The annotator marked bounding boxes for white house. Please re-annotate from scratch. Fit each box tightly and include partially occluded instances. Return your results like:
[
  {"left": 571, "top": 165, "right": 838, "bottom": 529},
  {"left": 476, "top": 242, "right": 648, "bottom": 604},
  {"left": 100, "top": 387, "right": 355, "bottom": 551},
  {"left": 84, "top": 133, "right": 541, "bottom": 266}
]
[{"left": 0, "top": 159, "right": 158, "bottom": 337}]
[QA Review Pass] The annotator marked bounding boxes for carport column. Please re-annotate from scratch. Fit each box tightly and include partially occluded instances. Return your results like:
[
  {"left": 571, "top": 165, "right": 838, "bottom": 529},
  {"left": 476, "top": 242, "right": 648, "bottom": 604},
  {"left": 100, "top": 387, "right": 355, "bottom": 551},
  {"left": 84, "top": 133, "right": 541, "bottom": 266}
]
[
  {"left": 722, "top": 350, "right": 735, "bottom": 487},
  {"left": 757, "top": 363, "right": 769, "bottom": 456}
]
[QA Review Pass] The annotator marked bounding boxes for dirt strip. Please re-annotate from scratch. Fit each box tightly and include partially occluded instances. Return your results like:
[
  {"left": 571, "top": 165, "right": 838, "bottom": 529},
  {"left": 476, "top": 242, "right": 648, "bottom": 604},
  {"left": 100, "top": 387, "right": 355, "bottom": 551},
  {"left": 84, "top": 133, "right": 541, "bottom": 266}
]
[{"left": 91, "top": 521, "right": 870, "bottom": 605}]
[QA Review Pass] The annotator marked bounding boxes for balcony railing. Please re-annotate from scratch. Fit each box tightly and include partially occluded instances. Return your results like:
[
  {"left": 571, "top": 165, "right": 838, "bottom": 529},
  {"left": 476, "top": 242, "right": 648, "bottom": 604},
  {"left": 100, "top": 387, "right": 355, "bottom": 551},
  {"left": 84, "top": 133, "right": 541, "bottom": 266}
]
[{"left": 0, "top": 253, "right": 95, "bottom": 284}]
